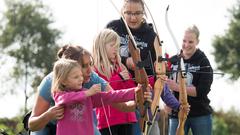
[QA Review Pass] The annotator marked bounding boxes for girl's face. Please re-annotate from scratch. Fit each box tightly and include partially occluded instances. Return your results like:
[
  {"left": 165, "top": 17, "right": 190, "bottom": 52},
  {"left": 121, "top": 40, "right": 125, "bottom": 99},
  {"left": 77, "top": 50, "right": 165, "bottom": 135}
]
[
  {"left": 106, "top": 41, "right": 118, "bottom": 64},
  {"left": 182, "top": 31, "right": 199, "bottom": 59},
  {"left": 81, "top": 55, "right": 93, "bottom": 83},
  {"left": 123, "top": 2, "right": 144, "bottom": 29},
  {"left": 62, "top": 66, "right": 83, "bottom": 90}
]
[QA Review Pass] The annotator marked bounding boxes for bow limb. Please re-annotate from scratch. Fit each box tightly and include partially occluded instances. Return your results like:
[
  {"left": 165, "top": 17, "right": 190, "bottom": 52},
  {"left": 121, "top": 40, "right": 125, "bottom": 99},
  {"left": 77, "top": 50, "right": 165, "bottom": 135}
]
[
  {"left": 165, "top": 5, "right": 180, "bottom": 52},
  {"left": 165, "top": 5, "right": 189, "bottom": 135}
]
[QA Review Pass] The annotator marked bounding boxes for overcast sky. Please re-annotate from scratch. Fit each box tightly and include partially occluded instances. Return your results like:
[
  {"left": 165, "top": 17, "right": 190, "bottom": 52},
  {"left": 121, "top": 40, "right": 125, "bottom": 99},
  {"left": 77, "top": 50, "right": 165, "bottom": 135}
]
[{"left": 0, "top": 0, "right": 240, "bottom": 118}]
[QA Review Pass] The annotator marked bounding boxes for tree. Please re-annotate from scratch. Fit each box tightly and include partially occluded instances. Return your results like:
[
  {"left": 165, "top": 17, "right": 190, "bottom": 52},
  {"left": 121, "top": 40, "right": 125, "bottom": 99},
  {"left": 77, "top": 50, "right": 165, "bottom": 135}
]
[
  {"left": 213, "top": 108, "right": 240, "bottom": 135},
  {"left": 213, "top": 115, "right": 229, "bottom": 135},
  {"left": 212, "top": 0, "right": 240, "bottom": 80},
  {"left": 0, "top": 0, "right": 61, "bottom": 114}
]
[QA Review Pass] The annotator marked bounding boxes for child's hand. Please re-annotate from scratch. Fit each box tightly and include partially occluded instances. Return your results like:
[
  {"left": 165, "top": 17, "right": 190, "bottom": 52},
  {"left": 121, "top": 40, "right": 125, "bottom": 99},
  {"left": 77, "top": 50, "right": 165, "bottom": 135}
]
[
  {"left": 134, "top": 84, "right": 153, "bottom": 103},
  {"left": 119, "top": 69, "right": 130, "bottom": 80},
  {"left": 86, "top": 84, "right": 101, "bottom": 96}
]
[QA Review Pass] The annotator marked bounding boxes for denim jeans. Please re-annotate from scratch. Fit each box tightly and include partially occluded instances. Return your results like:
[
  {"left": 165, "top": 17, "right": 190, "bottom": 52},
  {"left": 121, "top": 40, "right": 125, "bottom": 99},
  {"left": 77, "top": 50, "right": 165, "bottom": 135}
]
[
  {"left": 132, "top": 110, "right": 141, "bottom": 135},
  {"left": 168, "top": 114, "right": 212, "bottom": 135}
]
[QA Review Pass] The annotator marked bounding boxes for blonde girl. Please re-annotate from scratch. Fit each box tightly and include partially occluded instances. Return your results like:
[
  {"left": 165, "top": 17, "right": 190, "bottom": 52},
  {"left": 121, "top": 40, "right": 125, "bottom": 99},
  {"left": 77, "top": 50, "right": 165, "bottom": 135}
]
[{"left": 93, "top": 28, "right": 137, "bottom": 135}]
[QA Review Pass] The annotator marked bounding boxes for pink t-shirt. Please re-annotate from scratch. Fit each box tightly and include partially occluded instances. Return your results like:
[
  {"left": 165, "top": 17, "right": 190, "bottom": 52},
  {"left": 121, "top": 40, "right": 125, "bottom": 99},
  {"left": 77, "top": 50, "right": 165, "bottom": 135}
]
[{"left": 53, "top": 88, "right": 135, "bottom": 135}]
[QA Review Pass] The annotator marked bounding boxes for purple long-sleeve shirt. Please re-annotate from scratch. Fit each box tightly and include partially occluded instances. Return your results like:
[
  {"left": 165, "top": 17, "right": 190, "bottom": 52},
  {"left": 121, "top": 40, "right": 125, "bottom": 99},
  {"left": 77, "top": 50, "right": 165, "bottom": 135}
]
[{"left": 161, "top": 84, "right": 180, "bottom": 110}]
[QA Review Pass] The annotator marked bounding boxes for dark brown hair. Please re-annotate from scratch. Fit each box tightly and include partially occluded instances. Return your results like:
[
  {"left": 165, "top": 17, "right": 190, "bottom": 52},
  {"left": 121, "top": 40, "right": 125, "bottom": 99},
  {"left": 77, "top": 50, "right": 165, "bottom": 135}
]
[{"left": 57, "top": 44, "right": 93, "bottom": 66}]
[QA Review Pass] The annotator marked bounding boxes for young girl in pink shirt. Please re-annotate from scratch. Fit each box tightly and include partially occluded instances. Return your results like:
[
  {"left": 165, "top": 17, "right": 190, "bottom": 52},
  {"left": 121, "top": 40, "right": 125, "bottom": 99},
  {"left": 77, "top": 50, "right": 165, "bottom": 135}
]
[
  {"left": 51, "top": 58, "right": 148, "bottom": 135},
  {"left": 93, "top": 28, "right": 138, "bottom": 135}
]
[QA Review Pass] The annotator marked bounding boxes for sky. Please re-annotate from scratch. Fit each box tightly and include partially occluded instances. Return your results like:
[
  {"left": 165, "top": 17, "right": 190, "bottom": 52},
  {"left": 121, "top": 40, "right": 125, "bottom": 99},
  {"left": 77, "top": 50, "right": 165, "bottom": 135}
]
[{"left": 0, "top": 0, "right": 240, "bottom": 118}]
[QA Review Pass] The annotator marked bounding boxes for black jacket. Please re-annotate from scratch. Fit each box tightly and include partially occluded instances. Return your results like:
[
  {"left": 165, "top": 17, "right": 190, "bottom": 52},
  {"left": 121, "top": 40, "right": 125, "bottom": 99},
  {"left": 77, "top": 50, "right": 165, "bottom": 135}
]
[
  {"left": 106, "top": 18, "right": 156, "bottom": 76},
  {"left": 170, "top": 49, "right": 213, "bottom": 117}
]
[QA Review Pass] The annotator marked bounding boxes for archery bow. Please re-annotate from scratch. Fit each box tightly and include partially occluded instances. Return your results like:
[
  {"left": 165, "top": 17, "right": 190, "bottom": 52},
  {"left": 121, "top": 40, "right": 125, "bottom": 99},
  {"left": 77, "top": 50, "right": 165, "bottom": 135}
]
[
  {"left": 141, "top": 1, "right": 167, "bottom": 134},
  {"left": 108, "top": 0, "right": 151, "bottom": 133},
  {"left": 165, "top": 5, "right": 189, "bottom": 135}
]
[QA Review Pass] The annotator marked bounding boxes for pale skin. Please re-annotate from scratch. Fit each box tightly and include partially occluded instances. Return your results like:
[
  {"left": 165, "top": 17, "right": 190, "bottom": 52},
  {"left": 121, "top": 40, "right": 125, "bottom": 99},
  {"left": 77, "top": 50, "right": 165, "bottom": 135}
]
[
  {"left": 29, "top": 54, "right": 152, "bottom": 131},
  {"left": 122, "top": 1, "right": 144, "bottom": 30},
  {"left": 61, "top": 65, "right": 101, "bottom": 97}
]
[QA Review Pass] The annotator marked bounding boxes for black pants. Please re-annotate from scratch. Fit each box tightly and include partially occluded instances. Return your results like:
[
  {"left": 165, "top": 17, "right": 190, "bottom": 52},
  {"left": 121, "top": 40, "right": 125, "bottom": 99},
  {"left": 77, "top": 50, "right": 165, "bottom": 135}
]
[{"left": 100, "top": 124, "right": 133, "bottom": 135}]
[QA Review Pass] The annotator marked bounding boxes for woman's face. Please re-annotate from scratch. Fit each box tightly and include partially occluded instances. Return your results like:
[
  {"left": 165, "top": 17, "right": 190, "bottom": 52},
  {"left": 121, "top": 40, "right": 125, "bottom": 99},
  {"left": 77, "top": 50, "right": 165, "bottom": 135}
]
[
  {"left": 182, "top": 31, "right": 199, "bottom": 59},
  {"left": 81, "top": 54, "right": 93, "bottom": 83},
  {"left": 106, "top": 41, "right": 118, "bottom": 64},
  {"left": 122, "top": 2, "right": 144, "bottom": 29}
]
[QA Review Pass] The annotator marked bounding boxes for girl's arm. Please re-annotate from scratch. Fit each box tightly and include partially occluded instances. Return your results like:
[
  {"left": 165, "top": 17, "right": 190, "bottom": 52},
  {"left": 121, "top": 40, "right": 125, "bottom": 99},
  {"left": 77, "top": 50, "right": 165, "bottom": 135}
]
[
  {"left": 111, "top": 101, "right": 136, "bottom": 112},
  {"left": 92, "top": 88, "right": 135, "bottom": 107},
  {"left": 54, "top": 84, "right": 101, "bottom": 105},
  {"left": 106, "top": 84, "right": 137, "bottom": 112},
  {"left": 53, "top": 90, "right": 87, "bottom": 105},
  {"left": 161, "top": 84, "right": 180, "bottom": 110}
]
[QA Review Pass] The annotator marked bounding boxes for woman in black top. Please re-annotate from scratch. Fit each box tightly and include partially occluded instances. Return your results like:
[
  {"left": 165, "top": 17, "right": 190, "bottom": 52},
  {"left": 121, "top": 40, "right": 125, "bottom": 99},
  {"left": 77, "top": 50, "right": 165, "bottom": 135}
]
[{"left": 166, "top": 24, "right": 213, "bottom": 135}]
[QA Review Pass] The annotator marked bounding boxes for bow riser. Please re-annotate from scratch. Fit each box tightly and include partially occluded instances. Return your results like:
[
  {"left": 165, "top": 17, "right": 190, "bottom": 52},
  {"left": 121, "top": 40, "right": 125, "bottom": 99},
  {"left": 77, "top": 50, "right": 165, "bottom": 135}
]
[
  {"left": 151, "top": 36, "right": 166, "bottom": 114},
  {"left": 176, "top": 59, "right": 189, "bottom": 135},
  {"left": 151, "top": 79, "right": 164, "bottom": 114}
]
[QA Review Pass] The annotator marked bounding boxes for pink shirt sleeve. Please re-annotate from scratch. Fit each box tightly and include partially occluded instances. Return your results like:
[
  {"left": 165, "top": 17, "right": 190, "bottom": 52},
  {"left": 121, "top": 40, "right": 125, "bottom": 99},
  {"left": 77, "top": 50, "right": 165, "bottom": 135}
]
[
  {"left": 91, "top": 88, "right": 135, "bottom": 107},
  {"left": 53, "top": 89, "right": 87, "bottom": 105}
]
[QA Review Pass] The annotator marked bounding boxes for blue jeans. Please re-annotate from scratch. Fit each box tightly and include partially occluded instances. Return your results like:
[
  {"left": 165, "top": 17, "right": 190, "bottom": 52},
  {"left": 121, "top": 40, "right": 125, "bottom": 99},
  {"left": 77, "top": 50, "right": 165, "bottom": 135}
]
[
  {"left": 168, "top": 114, "right": 212, "bottom": 135},
  {"left": 132, "top": 110, "right": 141, "bottom": 135}
]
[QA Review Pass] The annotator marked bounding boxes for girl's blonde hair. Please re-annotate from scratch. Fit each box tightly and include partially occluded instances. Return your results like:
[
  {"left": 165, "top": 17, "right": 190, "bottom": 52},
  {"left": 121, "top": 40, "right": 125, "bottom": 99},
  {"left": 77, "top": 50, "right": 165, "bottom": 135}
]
[
  {"left": 51, "top": 58, "right": 81, "bottom": 93},
  {"left": 92, "top": 28, "right": 121, "bottom": 79}
]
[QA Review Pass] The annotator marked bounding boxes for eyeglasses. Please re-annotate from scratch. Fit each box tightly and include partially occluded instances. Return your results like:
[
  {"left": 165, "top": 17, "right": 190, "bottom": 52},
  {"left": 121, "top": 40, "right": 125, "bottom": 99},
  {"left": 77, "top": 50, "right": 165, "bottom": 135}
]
[{"left": 123, "top": 11, "right": 144, "bottom": 17}]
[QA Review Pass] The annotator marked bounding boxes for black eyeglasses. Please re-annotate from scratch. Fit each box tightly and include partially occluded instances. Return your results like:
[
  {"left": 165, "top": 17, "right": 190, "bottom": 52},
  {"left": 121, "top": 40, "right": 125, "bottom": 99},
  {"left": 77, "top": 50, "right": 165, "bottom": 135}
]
[{"left": 123, "top": 11, "right": 144, "bottom": 17}]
